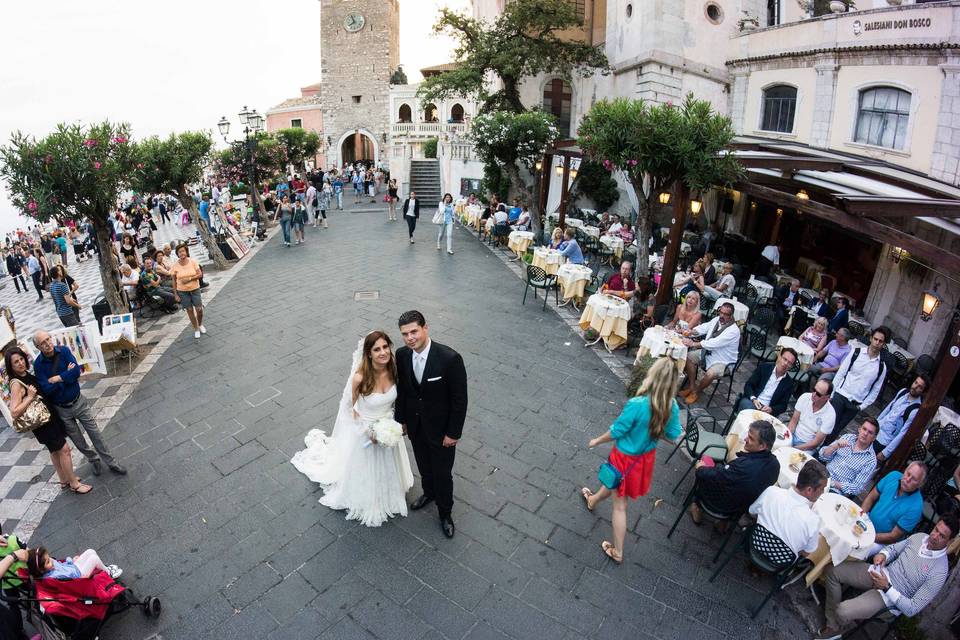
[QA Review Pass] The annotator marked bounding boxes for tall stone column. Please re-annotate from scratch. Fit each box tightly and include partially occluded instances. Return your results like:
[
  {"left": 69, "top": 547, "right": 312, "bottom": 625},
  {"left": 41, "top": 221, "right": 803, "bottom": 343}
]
[
  {"left": 810, "top": 58, "right": 839, "bottom": 149},
  {"left": 729, "top": 70, "right": 750, "bottom": 135},
  {"left": 931, "top": 61, "right": 960, "bottom": 187}
]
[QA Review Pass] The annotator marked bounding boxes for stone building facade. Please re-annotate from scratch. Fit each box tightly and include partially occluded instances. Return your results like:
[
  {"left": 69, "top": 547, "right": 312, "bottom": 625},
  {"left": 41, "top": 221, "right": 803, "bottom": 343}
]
[{"left": 319, "top": 0, "right": 399, "bottom": 169}]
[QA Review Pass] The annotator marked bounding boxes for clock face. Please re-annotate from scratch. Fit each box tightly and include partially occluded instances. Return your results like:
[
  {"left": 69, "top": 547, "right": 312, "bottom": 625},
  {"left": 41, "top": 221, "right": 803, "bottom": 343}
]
[{"left": 344, "top": 13, "right": 365, "bottom": 32}]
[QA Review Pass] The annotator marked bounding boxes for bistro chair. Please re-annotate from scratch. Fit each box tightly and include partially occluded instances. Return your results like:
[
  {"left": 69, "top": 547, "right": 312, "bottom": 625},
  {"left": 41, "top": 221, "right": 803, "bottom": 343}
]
[
  {"left": 746, "top": 305, "right": 775, "bottom": 338},
  {"left": 887, "top": 350, "right": 910, "bottom": 390},
  {"left": 667, "top": 478, "right": 744, "bottom": 562},
  {"left": 915, "top": 353, "right": 934, "bottom": 378},
  {"left": 699, "top": 292, "right": 714, "bottom": 320},
  {"left": 710, "top": 523, "right": 811, "bottom": 619},
  {"left": 595, "top": 241, "right": 616, "bottom": 267},
  {"left": 584, "top": 269, "right": 612, "bottom": 298},
  {"left": 846, "top": 319, "right": 868, "bottom": 340},
  {"left": 665, "top": 410, "right": 728, "bottom": 493},
  {"left": 742, "top": 283, "right": 759, "bottom": 314},
  {"left": 521, "top": 265, "right": 558, "bottom": 311}
]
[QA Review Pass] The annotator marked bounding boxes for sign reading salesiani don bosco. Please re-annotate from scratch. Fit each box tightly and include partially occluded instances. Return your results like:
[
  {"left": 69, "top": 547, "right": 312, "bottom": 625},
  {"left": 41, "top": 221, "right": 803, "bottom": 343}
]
[{"left": 853, "top": 16, "right": 933, "bottom": 34}]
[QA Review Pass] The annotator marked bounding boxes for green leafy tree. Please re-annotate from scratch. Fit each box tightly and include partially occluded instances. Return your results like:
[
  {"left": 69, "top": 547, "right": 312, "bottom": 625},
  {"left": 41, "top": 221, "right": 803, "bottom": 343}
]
[
  {"left": 0, "top": 121, "right": 136, "bottom": 314},
  {"left": 418, "top": 0, "right": 608, "bottom": 113},
  {"left": 571, "top": 159, "right": 619, "bottom": 212},
  {"left": 423, "top": 138, "right": 439, "bottom": 159},
  {"left": 468, "top": 110, "right": 559, "bottom": 237},
  {"left": 577, "top": 94, "right": 743, "bottom": 279},
  {"left": 132, "top": 132, "right": 232, "bottom": 269},
  {"left": 211, "top": 133, "right": 284, "bottom": 188},
  {"left": 274, "top": 128, "right": 321, "bottom": 173}
]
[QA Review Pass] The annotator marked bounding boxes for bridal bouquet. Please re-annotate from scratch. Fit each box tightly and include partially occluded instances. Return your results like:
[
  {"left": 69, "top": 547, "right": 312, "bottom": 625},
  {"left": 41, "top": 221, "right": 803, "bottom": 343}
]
[{"left": 368, "top": 418, "right": 404, "bottom": 448}]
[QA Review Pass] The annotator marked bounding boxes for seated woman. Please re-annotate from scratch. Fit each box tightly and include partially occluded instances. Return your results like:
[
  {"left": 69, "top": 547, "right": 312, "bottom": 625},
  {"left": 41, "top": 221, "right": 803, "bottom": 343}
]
[
  {"left": 4, "top": 346, "right": 91, "bottom": 494},
  {"left": 799, "top": 316, "right": 829, "bottom": 351},
  {"left": 548, "top": 227, "right": 564, "bottom": 250},
  {"left": 702, "top": 252, "right": 717, "bottom": 287},
  {"left": 673, "top": 261, "right": 704, "bottom": 299},
  {"left": 27, "top": 546, "right": 121, "bottom": 580},
  {"left": 120, "top": 263, "right": 140, "bottom": 301},
  {"left": 618, "top": 221, "right": 635, "bottom": 244},
  {"left": 665, "top": 291, "right": 703, "bottom": 333}
]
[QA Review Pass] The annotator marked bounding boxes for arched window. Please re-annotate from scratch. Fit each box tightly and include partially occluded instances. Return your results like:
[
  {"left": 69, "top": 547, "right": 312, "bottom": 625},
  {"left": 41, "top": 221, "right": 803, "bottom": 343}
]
[
  {"left": 424, "top": 103, "right": 439, "bottom": 123},
  {"left": 542, "top": 79, "right": 573, "bottom": 137},
  {"left": 398, "top": 104, "right": 412, "bottom": 123},
  {"left": 855, "top": 87, "right": 911, "bottom": 150},
  {"left": 450, "top": 103, "right": 465, "bottom": 123},
  {"left": 760, "top": 85, "right": 797, "bottom": 133}
]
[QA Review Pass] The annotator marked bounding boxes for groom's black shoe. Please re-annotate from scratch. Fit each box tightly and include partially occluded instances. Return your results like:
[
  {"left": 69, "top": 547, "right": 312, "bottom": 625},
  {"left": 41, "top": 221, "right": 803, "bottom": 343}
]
[
  {"left": 410, "top": 495, "right": 434, "bottom": 511},
  {"left": 440, "top": 517, "right": 455, "bottom": 539}
]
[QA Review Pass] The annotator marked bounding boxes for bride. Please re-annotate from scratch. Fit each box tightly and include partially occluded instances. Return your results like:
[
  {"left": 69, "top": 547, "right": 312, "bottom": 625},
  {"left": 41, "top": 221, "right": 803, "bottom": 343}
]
[{"left": 291, "top": 330, "right": 414, "bottom": 527}]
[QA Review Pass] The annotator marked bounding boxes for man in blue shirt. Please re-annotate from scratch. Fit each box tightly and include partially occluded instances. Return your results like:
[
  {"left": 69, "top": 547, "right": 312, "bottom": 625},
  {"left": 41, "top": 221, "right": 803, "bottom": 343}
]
[
  {"left": 859, "top": 463, "right": 926, "bottom": 556},
  {"left": 874, "top": 375, "right": 927, "bottom": 464},
  {"left": 557, "top": 229, "right": 585, "bottom": 265},
  {"left": 198, "top": 196, "right": 211, "bottom": 230},
  {"left": 33, "top": 330, "right": 126, "bottom": 476},
  {"left": 508, "top": 199, "right": 522, "bottom": 223}
]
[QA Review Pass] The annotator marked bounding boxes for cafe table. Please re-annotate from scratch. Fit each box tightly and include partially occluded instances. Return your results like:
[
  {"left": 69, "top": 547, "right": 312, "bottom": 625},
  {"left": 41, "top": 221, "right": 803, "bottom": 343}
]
[
  {"left": 713, "top": 297, "right": 750, "bottom": 326},
  {"left": 464, "top": 205, "right": 483, "bottom": 230},
  {"left": 799, "top": 287, "right": 819, "bottom": 301},
  {"left": 531, "top": 247, "right": 564, "bottom": 276},
  {"left": 600, "top": 234, "right": 624, "bottom": 258},
  {"left": 507, "top": 230, "right": 535, "bottom": 259},
  {"left": 565, "top": 218, "right": 585, "bottom": 229},
  {"left": 773, "top": 271, "right": 795, "bottom": 287},
  {"left": 776, "top": 335, "right": 816, "bottom": 369},
  {"left": 784, "top": 305, "right": 818, "bottom": 334},
  {"left": 635, "top": 325, "right": 687, "bottom": 371},
  {"left": 804, "top": 492, "right": 876, "bottom": 586},
  {"left": 773, "top": 447, "right": 814, "bottom": 489},
  {"left": 556, "top": 263, "right": 592, "bottom": 304},
  {"left": 583, "top": 225, "right": 601, "bottom": 238},
  {"left": 748, "top": 277, "right": 774, "bottom": 301},
  {"left": 579, "top": 293, "right": 632, "bottom": 351},
  {"left": 796, "top": 257, "right": 826, "bottom": 283},
  {"left": 725, "top": 410, "right": 792, "bottom": 462}
]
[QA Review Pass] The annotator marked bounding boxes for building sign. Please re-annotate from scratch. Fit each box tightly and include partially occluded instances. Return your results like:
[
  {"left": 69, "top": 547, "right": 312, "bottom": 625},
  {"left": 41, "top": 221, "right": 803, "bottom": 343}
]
[{"left": 853, "top": 16, "right": 933, "bottom": 36}]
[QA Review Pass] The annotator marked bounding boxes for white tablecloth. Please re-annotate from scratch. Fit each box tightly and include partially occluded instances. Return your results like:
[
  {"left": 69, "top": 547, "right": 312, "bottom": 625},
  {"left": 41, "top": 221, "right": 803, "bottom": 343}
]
[
  {"left": 773, "top": 447, "right": 814, "bottom": 488},
  {"left": 635, "top": 326, "right": 688, "bottom": 370},
  {"left": 579, "top": 294, "right": 632, "bottom": 350},
  {"left": 583, "top": 225, "right": 600, "bottom": 238},
  {"left": 814, "top": 493, "right": 876, "bottom": 566},
  {"left": 934, "top": 405, "right": 960, "bottom": 428},
  {"left": 725, "top": 410, "right": 791, "bottom": 461},
  {"left": 776, "top": 335, "right": 816, "bottom": 369},
  {"left": 599, "top": 235, "right": 624, "bottom": 257},
  {"left": 531, "top": 247, "right": 564, "bottom": 275},
  {"left": 713, "top": 297, "right": 750, "bottom": 325},
  {"left": 507, "top": 230, "right": 535, "bottom": 258},
  {"left": 748, "top": 277, "right": 774, "bottom": 300},
  {"left": 565, "top": 218, "right": 584, "bottom": 229},
  {"left": 556, "top": 264, "right": 592, "bottom": 301}
]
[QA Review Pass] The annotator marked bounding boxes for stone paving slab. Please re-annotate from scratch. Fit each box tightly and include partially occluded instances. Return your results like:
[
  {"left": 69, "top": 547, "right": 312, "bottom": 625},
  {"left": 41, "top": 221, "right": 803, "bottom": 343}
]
[{"left": 26, "top": 205, "right": 831, "bottom": 639}]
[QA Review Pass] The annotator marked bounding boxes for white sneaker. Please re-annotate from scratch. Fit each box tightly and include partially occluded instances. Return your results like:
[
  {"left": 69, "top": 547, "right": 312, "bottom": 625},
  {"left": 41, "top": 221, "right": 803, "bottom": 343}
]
[
  {"left": 410, "top": 238, "right": 415, "bottom": 244},
  {"left": 105, "top": 564, "right": 123, "bottom": 579},
  {"left": 199, "top": 325, "right": 207, "bottom": 334},
  {"left": 448, "top": 250, "right": 454, "bottom": 255},
  {"left": 436, "top": 244, "right": 441, "bottom": 250},
  {"left": 194, "top": 330, "right": 201, "bottom": 339}
]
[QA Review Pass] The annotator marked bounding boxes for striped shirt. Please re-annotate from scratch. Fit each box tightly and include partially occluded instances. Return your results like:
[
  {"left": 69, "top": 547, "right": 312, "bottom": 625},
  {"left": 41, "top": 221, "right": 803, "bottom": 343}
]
[
  {"left": 819, "top": 434, "right": 877, "bottom": 496},
  {"left": 878, "top": 533, "right": 949, "bottom": 617}
]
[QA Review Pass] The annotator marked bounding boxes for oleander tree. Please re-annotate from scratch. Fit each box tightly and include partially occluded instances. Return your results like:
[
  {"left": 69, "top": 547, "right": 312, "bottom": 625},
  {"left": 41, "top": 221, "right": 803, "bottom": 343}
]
[
  {"left": 274, "top": 128, "right": 321, "bottom": 173},
  {"left": 0, "top": 121, "right": 136, "bottom": 314},
  {"left": 577, "top": 94, "right": 743, "bottom": 277},
  {"left": 468, "top": 110, "right": 559, "bottom": 237},
  {"left": 132, "top": 132, "right": 231, "bottom": 269}
]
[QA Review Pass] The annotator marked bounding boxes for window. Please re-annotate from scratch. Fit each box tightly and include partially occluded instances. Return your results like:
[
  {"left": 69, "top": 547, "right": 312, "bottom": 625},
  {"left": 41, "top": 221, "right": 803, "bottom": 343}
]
[
  {"left": 705, "top": 3, "right": 723, "bottom": 24},
  {"left": 542, "top": 79, "right": 573, "bottom": 137},
  {"left": 760, "top": 85, "right": 797, "bottom": 133},
  {"left": 290, "top": 119, "right": 302, "bottom": 128},
  {"left": 767, "top": 0, "right": 780, "bottom": 26},
  {"left": 450, "top": 103, "right": 465, "bottom": 123},
  {"left": 424, "top": 103, "right": 439, "bottom": 123},
  {"left": 398, "top": 104, "right": 412, "bottom": 123},
  {"left": 352, "top": 95, "right": 362, "bottom": 104},
  {"left": 569, "top": 0, "right": 585, "bottom": 22},
  {"left": 854, "top": 87, "right": 911, "bottom": 150}
]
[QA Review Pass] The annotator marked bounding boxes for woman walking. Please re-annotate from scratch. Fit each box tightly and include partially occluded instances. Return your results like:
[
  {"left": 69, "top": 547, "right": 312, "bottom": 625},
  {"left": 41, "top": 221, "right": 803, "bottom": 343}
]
[
  {"left": 580, "top": 358, "right": 682, "bottom": 563},
  {"left": 170, "top": 244, "right": 206, "bottom": 339},
  {"left": 315, "top": 183, "right": 331, "bottom": 229},
  {"left": 293, "top": 197, "right": 308, "bottom": 245},
  {"left": 4, "top": 346, "right": 91, "bottom": 494},
  {"left": 387, "top": 179, "right": 399, "bottom": 221},
  {"left": 48, "top": 266, "right": 82, "bottom": 327},
  {"left": 436, "top": 193, "right": 455, "bottom": 255},
  {"left": 277, "top": 196, "right": 293, "bottom": 247}
]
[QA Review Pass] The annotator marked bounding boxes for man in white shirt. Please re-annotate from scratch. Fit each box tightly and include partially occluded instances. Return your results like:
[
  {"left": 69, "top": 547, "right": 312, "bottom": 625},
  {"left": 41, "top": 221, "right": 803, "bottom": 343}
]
[
  {"left": 701, "top": 262, "right": 735, "bottom": 301},
  {"left": 749, "top": 459, "right": 829, "bottom": 557},
  {"left": 607, "top": 215, "right": 623, "bottom": 235},
  {"left": 679, "top": 302, "right": 741, "bottom": 405},
  {"left": 788, "top": 378, "right": 837, "bottom": 451},
  {"left": 827, "top": 326, "right": 890, "bottom": 445},
  {"left": 305, "top": 183, "right": 318, "bottom": 227},
  {"left": 758, "top": 243, "right": 780, "bottom": 279}
]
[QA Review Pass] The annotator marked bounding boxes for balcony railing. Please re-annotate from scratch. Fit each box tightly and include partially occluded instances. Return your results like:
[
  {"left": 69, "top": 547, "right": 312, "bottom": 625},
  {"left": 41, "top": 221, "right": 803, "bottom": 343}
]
[
  {"left": 440, "top": 142, "right": 477, "bottom": 162},
  {"left": 391, "top": 122, "right": 469, "bottom": 138}
]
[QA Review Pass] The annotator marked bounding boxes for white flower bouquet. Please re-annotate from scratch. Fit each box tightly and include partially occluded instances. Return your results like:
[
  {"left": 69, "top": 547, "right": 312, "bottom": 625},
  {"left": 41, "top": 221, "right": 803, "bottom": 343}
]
[{"left": 368, "top": 418, "right": 404, "bottom": 448}]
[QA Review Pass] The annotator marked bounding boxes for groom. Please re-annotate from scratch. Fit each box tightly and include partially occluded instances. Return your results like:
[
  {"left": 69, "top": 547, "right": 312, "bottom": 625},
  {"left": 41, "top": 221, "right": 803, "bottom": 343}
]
[{"left": 395, "top": 310, "right": 468, "bottom": 538}]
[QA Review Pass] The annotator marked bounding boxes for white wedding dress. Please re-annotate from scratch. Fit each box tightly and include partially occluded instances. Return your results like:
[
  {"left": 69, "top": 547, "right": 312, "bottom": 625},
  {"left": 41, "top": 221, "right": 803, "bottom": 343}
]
[{"left": 291, "top": 382, "right": 414, "bottom": 527}]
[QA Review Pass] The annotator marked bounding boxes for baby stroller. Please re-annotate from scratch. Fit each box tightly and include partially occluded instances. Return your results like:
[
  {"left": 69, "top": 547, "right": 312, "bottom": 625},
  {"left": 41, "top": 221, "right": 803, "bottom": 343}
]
[{"left": 2, "top": 568, "right": 160, "bottom": 640}]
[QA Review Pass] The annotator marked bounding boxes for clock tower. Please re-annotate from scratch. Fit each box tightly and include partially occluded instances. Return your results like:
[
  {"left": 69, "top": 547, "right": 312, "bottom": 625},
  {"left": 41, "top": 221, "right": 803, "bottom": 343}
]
[{"left": 319, "top": 0, "right": 400, "bottom": 169}]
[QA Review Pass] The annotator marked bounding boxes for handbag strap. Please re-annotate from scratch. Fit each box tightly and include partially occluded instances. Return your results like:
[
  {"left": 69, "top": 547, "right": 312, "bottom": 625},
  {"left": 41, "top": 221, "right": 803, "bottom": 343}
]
[{"left": 610, "top": 452, "right": 645, "bottom": 482}]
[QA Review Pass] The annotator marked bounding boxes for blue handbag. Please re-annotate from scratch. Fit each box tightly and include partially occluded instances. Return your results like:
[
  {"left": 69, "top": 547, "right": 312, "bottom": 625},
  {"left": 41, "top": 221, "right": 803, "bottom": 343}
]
[{"left": 597, "top": 456, "right": 642, "bottom": 490}]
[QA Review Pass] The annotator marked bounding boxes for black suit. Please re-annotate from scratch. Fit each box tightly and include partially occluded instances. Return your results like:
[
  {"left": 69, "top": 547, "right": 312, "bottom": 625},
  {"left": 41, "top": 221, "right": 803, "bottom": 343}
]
[
  {"left": 734, "top": 362, "right": 796, "bottom": 417},
  {"left": 395, "top": 340, "right": 468, "bottom": 519},
  {"left": 402, "top": 198, "right": 420, "bottom": 239}
]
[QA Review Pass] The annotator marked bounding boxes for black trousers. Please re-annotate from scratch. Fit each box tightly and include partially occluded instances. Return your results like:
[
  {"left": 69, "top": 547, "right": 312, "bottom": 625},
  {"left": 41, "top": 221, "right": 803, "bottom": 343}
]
[
  {"left": 31, "top": 271, "right": 43, "bottom": 299},
  {"left": 826, "top": 393, "right": 861, "bottom": 446},
  {"left": 158, "top": 208, "right": 171, "bottom": 223},
  {"left": 405, "top": 215, "right": 417, "bottom": 238},
  {"left": 409, "top": 429, "right": 455, "bottom": 519},
  {"left": 10, "top": 272, "right": 25, "bottom": 293}
]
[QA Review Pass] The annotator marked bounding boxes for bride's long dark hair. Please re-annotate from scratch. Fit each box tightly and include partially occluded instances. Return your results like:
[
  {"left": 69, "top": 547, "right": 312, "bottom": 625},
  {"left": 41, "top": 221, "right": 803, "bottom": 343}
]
[{"left": 357, "top": 331, "right": 397, "bottom": 396}]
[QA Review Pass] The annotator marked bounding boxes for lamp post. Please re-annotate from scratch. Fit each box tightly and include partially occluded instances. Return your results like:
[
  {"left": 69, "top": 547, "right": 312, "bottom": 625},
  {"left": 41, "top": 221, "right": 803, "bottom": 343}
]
[{"left": 218, "top": 106, "right": 265, "bottom": 204}]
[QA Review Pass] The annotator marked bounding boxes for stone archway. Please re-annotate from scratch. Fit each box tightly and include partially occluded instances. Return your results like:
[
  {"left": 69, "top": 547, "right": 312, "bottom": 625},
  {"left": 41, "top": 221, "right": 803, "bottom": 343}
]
[{"left": 339, "top": 131, "right": 377, "bottom": 166}]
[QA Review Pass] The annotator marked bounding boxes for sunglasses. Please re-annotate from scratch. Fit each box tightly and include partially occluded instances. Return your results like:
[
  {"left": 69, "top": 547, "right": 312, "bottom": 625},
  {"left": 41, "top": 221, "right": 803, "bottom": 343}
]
[{"left": 813, "top": 390, "right": 826, "bottom": 397}]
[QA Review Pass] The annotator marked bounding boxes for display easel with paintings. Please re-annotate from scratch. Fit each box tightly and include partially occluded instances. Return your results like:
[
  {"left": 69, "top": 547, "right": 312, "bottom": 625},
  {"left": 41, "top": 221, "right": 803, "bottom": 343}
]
[
  {"left": 217, "top": 210, "right": 250, "bottom": 258},
  {"left": 100, "top": 314, "right": 138, "bottom": 374}
]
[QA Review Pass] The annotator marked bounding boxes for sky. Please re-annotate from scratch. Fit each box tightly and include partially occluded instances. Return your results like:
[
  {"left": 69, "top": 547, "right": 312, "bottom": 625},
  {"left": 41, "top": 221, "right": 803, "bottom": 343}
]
[{"left": 0, "top": 0, "right": 471, "bottom": 235}]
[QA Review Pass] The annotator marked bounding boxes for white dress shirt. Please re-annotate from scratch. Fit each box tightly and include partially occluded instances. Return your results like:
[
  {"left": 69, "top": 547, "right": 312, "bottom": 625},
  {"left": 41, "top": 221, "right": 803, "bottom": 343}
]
[
  {"left": 757, "top": 370, "right": 787, "bottom": 407},
  {"left": 692, "top": 317, "right": 741, "bottom": 370},
  {"left": 413, "top": 339, "right": 432, "bottom": 384},
  {"left": 833, "top": 348, "right": 886, "bottom": 408},
  {"left": 761, "top": 244, "right": 780, "bottom": 265},
  {"left": 749, "top": 486, "right": 820, "bottom": 556}
]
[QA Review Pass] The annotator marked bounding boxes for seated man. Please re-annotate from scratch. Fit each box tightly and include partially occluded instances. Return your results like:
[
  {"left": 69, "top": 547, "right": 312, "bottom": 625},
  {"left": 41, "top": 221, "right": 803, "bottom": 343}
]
[
  {"left": 507, "top": 199, "right": 522, "bottom": 224},
  {"left": 828, "top": 296, "right": 850, "bottom": 335},
  {"left": 860, "top": 463, "right": 926, "bottom": 556},
  {"left": 749, "top": 459, "right": 829, "bottom": 557},
  {"left": 601, "top": 261, "right": 637, "bottom": 301},
  {"left": 819, "top": 418, "right": 879, "bottom": 499},
  {"left": 701, "top": 262, "right": 735, "bottom": 301},
  {"left": 511, "top": 206, "right": 531, "bottom": 231},
  {"left": 119, "top": 264, "right": 140, "bottom": 300},
  {"left": 808, "top": 328, "right": 851, "bottom": 383},
  {"left": 775, "top": 279, "right": 802, "bottom": 327},
  {"left": 678, "top": 301, "right": 741, "bottom": 405},
  {"left": 874, "top": 374, "right": 927, "bottom": 465},
  {"left": 732, "top": 347, "right": 798, "bottom": 416},
  {"left": 139, "top": 257, "right": 178, "bottom": 310},
  {"left": 557, "top": 229, "right": 585, "bottom": 265},
  {"left": 816, "top": 515, "right": 959, "bottom": 640},
  {"left": 689, "top": 420, "right": 779, "bottom": 525},
  {"left": 788, "top": 378, "right": 837, "bottom": 451},
  {"left": 809, "top": 288, "right": 831, "bottom": 318},
  {"left": 606, "top": 215, "right": 622, "bottom": 236}
]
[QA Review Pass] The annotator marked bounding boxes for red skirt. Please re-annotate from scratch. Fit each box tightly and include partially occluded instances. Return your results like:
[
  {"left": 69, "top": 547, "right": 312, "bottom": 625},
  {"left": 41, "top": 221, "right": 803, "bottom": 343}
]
[{"left": 609, "top": 446, "right": 657, "bottom": 499}]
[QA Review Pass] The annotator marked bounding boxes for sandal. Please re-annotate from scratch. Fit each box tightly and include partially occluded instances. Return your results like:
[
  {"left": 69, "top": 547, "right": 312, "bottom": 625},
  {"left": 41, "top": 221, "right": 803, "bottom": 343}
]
[
  {"left": 600, "top": 541, "right": 622, "bottom": 564},
  {"left": 68, "top": 483, "right": 93, "bottom": 495},
  {"left": 59, "top": 479, "right": 82, "bottom": 488},
  {"left": 580, "top": 487, "right": 595, "bottom": 511}
]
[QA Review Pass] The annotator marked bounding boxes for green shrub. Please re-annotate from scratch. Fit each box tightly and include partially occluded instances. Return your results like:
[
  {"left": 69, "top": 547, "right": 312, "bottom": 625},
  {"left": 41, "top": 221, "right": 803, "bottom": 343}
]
[
  {"left": 574, "top": 159, "right": 619, "bottom": 211},
  {"left": 423, "top": 138, "right": 438, "bottom": 159}
]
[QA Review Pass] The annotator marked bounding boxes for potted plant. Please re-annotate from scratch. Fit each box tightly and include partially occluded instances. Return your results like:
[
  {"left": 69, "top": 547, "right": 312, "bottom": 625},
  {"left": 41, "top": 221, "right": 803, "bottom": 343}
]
[{"left": 737, "top": 11, "right": 760, "bottom": 30}]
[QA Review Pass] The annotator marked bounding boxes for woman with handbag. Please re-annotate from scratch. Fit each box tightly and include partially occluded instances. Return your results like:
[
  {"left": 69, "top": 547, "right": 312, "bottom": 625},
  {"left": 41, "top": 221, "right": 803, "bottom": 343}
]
[
  {"left": 580, "top": 357, "right": 681, "bottom": 563},
  {"left": 4, "top": 346, "right": 91, "bottom": 494},
  {"left": 435, "top": 193, "right": 455, "bottom": 255}
]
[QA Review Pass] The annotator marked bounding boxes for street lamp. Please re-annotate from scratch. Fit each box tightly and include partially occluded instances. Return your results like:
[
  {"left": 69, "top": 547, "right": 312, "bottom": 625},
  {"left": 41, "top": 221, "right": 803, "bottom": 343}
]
[
  {"left": 690, "top": 198, "right": 703, "bottom": 216},
  {"left": 659, "top": 192, "right": 671, "bottom": 205},
  {"left": 217, "top": 106, "right": 264, "bottom": 213},
  {"left": 217, "top": 117, "right": 230, "bottom": 139},
  {"left": 238, "top": 106, "right": 252, "bottom": 126},
  {"left": 921, "top": 280, "right": 943, "bottom": 321}
]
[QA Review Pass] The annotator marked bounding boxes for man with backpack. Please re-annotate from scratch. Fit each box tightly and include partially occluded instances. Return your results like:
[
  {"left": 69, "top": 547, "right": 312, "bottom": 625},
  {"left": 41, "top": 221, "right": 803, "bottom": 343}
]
[
  {"left": 874, "top": 374, "right": 928, "bottom": 464},
  {"left": 826, "top": 326, "right": 891, "bottom": 445}
]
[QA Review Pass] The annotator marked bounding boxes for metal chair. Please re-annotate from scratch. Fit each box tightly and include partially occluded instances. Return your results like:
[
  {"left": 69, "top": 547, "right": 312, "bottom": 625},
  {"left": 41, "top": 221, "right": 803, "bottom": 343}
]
[
  {"left": 665, "top": 411, "right": 728, "bottom": 493},
  {"left": 746, "top": 305, "right": 775, "bottom": 337},
  {"left": 521, "top": 265, "right": 558, "bottom": 311},
  {"left": 667, "top": 477, "right": 744, "bottom": 562},
  {"left": 887, "top": 350, "right": 910, "bottom": 390},
  {"left": 915, "top": 353, "right": 934, "bottom": 378},
  {"left": 710, "top": 523, "right": 810, "bottom": 619},
  {"left": 742, "top": 283, "right": 759, "bottom": 314},
  {"left": 847, "top": 319, "right": 868, "bottom": 340}
]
